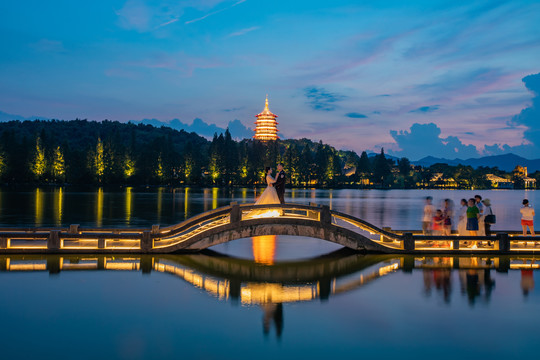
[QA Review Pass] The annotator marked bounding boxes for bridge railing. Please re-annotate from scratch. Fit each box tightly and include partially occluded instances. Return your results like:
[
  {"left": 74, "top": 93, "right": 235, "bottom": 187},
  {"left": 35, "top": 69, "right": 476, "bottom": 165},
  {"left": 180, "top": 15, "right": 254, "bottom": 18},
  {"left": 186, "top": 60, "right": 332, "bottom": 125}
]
[{"left": 1, "top": 202, "right": 539, "bottom": 253}]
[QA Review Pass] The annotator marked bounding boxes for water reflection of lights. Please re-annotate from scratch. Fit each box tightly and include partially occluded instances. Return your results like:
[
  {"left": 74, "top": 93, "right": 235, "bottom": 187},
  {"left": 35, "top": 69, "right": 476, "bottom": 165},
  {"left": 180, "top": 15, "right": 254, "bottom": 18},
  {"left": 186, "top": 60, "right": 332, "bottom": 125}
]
[
  {"left": 35, "top": 188, "right": 44, "bottom": 227},
  {"left": 125, "top": 187, "right": 132, "bottom": 225},
  {"left": 96, "top": 188, "right": 103, "bottom": 227},
  {"left": 252, "top": 235, "right": 277, "bottom": 265},
  {"left": 4, "top": 255, "right": 540, "bottom": 304}
]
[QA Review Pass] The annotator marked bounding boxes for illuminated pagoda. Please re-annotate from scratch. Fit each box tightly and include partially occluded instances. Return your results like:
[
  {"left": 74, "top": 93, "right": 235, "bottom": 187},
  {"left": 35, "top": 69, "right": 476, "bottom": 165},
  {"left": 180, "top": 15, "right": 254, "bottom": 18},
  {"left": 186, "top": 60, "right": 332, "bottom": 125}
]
[{"left": 253, "top": 96, "right": 279, "bottom": 141}]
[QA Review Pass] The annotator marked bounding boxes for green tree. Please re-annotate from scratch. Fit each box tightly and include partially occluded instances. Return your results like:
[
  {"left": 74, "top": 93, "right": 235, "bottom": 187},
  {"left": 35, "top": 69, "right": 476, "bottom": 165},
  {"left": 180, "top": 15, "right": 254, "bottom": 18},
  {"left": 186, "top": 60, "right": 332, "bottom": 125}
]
[
  {"left": 123, "top": 153, "right": 136, "bottom": 179},
  {"left": 52, "top": 145, "right": 65, "bottom": 182},
  {"left": 372, "top": 148, "right": 392, "bottom": 186},
  {"left": 398, "top": 157, "right": 411, "bottom": 176},
  {"left": 93, "top": 137, "right": 105, "bottom": 182},
  {"left": 357, "top": 151, "right": 371, "bottom": 176},
  {"left": 0, "top": 147, "right": 6, "bottom": 179},
  {"left": 31, "top": 136, "right": 47, "bottom": 180}
]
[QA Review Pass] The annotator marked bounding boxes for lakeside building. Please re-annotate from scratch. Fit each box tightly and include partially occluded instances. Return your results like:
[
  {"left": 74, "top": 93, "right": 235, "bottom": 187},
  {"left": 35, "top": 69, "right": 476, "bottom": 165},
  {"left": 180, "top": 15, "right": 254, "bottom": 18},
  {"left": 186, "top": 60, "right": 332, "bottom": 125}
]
[
  {"left": 430, "top": 173, "right": 458, "bottom": 188},
  {"left": 513, "top": 166, "right": 537, "bottom": 189},
  {"left": 486, "top": 174, "right": 514, "bottom": 189},
  {"left": 254, "top": 96, "right": 279, "bottom": 141}
]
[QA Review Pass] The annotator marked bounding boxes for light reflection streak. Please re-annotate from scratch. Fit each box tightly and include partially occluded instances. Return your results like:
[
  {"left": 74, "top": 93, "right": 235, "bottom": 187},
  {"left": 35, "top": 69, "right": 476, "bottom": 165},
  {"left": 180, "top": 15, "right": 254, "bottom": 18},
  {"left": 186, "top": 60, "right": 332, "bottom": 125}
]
[
  {"left": 156, "top": 187, "right": 163, "bottom": 223},
  {"left": 184, "top": 187, "right": 190, "bottom": 219},
  {"left": 34, "top": 188, "right": 43, "bottom": 227},
  {"left": 54, "top": 187, "right": 63, "bottom": 226},
  {"left": 125, "top": 187, "right": 132, "bottom": 225},
  {"left": 212, "top": 187, "right": 218, "bottom": 210},
  {"left": 96, "top": 187, "right": 103, "bottom": 227},
  {"left": 252, "top": 235, "right": 277, "bottom": 265}
]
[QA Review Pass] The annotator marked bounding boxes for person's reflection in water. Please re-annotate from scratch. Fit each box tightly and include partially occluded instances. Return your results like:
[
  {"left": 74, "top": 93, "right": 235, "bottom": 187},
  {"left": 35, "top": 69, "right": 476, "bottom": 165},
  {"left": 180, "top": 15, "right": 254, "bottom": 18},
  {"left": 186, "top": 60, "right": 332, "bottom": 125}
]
[
  {"left": 423, "top": 269, "right": 433, "bottom": 297},
  {"left": 422, "top": 257, "right": 452, "bottom": 303},
  {"left": 465, "top": 269, "right": 481, "bottom": 306},
  {"left": 262, "top": 303, "right": 284, "bottom": 339},
  {"left": 433, "top": 269, "right": 452, "bottom": 303},
  {"left": 521, "top": 260, "right": 535, "bottom": 298},
  {"left": 483, "top": 266, "right": 496, "bottom": 302},
  {"left": 458, "top": 257, "right": 495, "bottom": 306}
]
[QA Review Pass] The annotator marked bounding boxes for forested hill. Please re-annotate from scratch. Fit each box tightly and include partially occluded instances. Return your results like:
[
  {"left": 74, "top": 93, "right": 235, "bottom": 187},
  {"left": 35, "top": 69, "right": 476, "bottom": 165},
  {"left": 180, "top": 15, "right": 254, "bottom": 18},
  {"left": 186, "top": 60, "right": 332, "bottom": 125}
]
[
  {"left": 0, "top": 119, "right": 361, "bottom": 186},
  {"left": 0, "top": 119, "right": 209, "bottom": 184},
  {"left": 1, "top": 119, "right": 524, "bottom": 189}
]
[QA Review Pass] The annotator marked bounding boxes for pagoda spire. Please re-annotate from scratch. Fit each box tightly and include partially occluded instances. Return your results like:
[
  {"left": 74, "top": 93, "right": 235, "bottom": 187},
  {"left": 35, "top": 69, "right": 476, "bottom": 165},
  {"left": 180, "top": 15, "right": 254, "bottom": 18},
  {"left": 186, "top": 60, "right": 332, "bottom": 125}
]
[{"left": 253, "top": 96, "right": 279, "bottom": 141}]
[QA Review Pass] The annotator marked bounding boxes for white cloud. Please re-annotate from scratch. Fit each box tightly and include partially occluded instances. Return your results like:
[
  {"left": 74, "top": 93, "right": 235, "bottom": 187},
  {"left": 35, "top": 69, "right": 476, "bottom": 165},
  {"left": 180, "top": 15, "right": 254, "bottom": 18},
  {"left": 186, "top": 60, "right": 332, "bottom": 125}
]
[{"left": 227, "top": 26, "right": 259, "bottom": 37}]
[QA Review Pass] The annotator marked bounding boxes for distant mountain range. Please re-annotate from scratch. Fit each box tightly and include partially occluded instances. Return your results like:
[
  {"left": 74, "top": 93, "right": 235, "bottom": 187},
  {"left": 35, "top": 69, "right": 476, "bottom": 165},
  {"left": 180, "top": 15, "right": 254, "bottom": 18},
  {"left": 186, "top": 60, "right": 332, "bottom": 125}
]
[
  {"left": 412, "top": 153, "right": 540, "bottom": 172},
  {"left": 129, "top": 118, "right": 253, "bottom": 140},
  {"left": 0, "top": 110, "right": 50, "bottom": 122},
  {"left": 0, "top": 110, "right": 254, "bottom": 140}
]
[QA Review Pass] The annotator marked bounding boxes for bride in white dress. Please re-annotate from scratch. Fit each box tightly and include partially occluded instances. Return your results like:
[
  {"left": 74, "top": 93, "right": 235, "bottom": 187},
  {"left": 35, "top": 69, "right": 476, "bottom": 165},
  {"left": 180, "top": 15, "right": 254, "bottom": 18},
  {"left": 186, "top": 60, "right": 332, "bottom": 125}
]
[
  {"left": 249, "top": 167, "right": 281, "bottom": 218},
  {"left": 255, "top": 167, "right": 281, "bottom": 205}
]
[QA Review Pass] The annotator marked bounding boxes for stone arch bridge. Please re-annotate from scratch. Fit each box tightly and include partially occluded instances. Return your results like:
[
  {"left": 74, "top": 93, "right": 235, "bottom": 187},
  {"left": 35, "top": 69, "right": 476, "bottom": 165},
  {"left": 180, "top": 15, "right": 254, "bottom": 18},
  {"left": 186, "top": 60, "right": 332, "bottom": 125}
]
[{"left": 0, "top": 203, "right": 532, "bottom": 254}]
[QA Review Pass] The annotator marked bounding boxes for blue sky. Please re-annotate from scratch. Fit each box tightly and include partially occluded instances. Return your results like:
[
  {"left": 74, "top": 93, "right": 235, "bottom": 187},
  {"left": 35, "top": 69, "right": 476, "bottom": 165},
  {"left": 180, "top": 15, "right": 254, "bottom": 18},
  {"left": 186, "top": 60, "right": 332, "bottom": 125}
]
[{"left": 1, "top": 0, "right": 540, "bottom": 160}]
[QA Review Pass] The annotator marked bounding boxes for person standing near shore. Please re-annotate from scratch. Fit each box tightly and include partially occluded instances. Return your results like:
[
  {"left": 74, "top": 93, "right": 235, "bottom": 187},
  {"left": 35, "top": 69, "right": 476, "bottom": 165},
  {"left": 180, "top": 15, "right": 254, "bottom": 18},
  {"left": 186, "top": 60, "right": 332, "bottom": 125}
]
[
  {"left": 458, "top": 199, "right": 468, "bottom": 236},
  {"left": 521, "top": 199, "right": 535, "bottom": 237},
  {"left": 422, "top": 196, "right": 434, "bottom": 235},
  {"left": 482, "top": 199, "right": 494, "bottom": 237},
  {"left": 475, "top": 195, "right": 485, "bottom": 236},
  {"left": 467, "top": 198, "right": 480, "bottom": 248},
  {"left": 443, "top": 199, "right": 453, "bottom": 236}
]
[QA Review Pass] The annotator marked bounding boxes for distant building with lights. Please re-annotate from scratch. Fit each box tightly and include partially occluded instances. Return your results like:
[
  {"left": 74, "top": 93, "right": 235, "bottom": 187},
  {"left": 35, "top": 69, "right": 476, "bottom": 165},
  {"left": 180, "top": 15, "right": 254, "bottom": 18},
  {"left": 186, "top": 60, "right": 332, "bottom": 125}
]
[{"left": 253, "top": 96, "right": 279, "bottom": 141}]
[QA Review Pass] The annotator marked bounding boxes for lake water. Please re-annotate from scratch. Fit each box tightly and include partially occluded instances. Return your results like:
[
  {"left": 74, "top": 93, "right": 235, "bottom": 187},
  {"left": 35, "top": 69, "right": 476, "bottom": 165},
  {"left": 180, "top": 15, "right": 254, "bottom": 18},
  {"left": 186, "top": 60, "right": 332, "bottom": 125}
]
[
  {"left": 0, "top": 187, "right": 538, "bottom": 359},
  {"left": 0, "top": 187, "right": 537, "bottom": 230},
  {"left": 1, "top": 252, "right": 539, "bottom": 359}
]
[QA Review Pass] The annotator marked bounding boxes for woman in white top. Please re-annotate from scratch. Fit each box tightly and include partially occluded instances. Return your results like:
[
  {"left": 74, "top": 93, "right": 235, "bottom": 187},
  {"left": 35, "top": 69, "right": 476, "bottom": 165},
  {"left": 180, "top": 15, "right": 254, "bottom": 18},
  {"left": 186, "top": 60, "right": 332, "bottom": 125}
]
[
  {"left": 457, "top": 199, "right": 468, "bottom": 236},
  {"left": 520, "top": 199, "right": 535, "bottom": 236}
]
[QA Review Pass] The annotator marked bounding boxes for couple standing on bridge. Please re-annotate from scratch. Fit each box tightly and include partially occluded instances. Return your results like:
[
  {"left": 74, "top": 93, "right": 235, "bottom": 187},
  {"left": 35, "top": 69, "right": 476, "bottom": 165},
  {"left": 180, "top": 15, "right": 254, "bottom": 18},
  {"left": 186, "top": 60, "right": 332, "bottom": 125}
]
[{"left": 255, "top": 163, "right": 287, "bottom": 206}]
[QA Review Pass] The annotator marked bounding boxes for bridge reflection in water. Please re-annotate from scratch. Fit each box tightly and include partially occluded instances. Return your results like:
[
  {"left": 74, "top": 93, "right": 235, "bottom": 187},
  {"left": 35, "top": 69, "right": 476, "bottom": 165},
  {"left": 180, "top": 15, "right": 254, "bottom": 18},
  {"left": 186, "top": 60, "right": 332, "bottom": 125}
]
[{"left": 1, "top": 251, "right": 538, "bottom": 337}]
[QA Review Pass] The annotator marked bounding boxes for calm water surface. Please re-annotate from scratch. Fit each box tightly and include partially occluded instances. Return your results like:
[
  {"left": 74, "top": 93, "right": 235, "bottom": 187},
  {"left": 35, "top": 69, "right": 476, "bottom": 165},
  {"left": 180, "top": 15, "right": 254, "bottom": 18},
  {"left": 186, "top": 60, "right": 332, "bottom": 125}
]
[
  {"left": 1, "top": 251, "right": 539, "bottom": 359},
  {"left": 1, "top": 187, "right": 538, "bottom": 359},
  {"left": 0, "top": 187, "right": 536, "bottom": 230}
]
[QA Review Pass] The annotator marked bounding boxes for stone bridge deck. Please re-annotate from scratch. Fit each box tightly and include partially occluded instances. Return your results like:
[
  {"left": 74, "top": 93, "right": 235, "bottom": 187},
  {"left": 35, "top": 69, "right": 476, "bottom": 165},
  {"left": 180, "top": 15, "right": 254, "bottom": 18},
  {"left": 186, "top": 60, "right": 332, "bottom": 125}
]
[{"left": 0, "top": 203, "right": 539, "bottom": 254}]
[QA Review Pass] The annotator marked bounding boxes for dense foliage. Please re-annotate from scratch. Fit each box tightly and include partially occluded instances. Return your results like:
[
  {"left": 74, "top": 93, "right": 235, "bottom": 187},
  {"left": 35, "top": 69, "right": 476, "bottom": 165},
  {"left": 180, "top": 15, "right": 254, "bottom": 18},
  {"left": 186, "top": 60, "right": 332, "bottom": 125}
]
[{"left": 0, "top": 120, "right": 535, "bottom": 188}]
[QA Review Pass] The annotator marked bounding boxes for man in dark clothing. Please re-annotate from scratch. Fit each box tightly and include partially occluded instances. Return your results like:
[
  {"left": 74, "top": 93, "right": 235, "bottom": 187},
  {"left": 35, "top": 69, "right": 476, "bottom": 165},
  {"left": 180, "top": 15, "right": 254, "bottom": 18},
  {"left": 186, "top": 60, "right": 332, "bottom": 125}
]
[{"left": 274, "top": 163, "right": 286, "bottom": 204}]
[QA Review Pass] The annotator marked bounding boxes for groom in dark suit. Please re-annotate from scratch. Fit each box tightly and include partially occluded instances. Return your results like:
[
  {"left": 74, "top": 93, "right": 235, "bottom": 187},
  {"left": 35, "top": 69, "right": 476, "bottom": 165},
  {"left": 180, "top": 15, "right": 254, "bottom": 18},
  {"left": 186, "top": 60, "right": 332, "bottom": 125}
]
[{"left": 274, "top": 163, "right": 286, "bottom": 204}]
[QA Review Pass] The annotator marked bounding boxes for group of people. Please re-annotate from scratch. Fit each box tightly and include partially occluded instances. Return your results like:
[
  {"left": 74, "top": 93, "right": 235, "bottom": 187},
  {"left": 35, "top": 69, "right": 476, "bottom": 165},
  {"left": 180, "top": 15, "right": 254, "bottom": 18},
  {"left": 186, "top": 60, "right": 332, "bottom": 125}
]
[{"left": 422, "top": 195, "right": 536, "bottom": 239}]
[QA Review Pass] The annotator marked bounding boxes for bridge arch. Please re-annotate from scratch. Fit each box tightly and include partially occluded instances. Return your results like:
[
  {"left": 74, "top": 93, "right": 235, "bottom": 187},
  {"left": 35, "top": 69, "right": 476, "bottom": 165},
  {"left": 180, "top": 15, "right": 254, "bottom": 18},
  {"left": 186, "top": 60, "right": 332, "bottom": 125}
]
[{"left": 151, "top": 204, "right": 399, "bottom": 253}]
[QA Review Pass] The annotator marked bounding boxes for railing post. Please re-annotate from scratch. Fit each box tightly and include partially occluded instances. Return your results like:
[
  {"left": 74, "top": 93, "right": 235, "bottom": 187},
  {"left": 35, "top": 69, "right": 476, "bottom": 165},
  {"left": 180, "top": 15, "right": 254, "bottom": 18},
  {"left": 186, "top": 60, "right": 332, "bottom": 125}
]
[
  {"left": 0, "top": 237, "right": 7, "bottom": 249},
  {"left": 140, "top": 256, "right": 153, "bottom": 274},
  {"left": 68, "top": 224, "right": 79, "bottom": 234},
  {"left": 230, "top": 202, "right": 241, "bottom": 223},
  {"left": 497, "top": 233, "right": 510, "bottom": 253},
  {"left": 497, "top": 256, "right": 510, "bottom": 272},
  {"left": 320, "top": 205, "right": 331, "bottom": 225},
  {"left": 151, "top": 225, "right": 160, "bottom": 234},
  {"left": 403, "top": 232, "right": 415, "bottom": 251},
  {"left": 47, "top": 230, "right": 61, "bottom": 251},
  {"left": 141, "top": 231, "right": 152, "bottom": 252},
  {"left": 98, "top": 237, "right": 105, "bottom": 249},
  {"left": 97, "top": 257, "right": 105, "bottom": 270},
  {"left": 47, "top": 256, "right": 61, "bottom": 274},
  {"left": 402, "top": 256, "right": 414, "bottom": 273},
  {"left": 453, "top": 239, "right": 460, "bottom": 250},
  {"left": 382, "top": 227, "right": 392, "bottom": 242}
]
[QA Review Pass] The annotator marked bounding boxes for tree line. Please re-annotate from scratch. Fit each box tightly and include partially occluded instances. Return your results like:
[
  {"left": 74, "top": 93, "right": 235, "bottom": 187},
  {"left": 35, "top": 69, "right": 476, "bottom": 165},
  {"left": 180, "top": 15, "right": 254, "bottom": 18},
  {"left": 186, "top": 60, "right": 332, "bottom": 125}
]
[{"left": 0, "top": 120, "right": 536, "bottom": 188}]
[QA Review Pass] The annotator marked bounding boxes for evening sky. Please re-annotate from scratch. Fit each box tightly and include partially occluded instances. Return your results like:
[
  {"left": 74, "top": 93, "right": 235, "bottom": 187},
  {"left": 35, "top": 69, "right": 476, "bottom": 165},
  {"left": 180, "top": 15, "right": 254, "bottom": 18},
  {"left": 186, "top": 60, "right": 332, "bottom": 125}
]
[{"left": 1, "top": 0, "right": 539, "bottom": 160}]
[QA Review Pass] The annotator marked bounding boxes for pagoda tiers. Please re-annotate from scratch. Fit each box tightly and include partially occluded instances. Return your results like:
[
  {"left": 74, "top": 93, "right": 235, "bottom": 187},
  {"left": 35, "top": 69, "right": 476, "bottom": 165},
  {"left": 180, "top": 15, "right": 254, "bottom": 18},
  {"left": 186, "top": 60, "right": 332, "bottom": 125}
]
[{"left": 253, "top": 96, "right": 279, "bottom": 141}]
